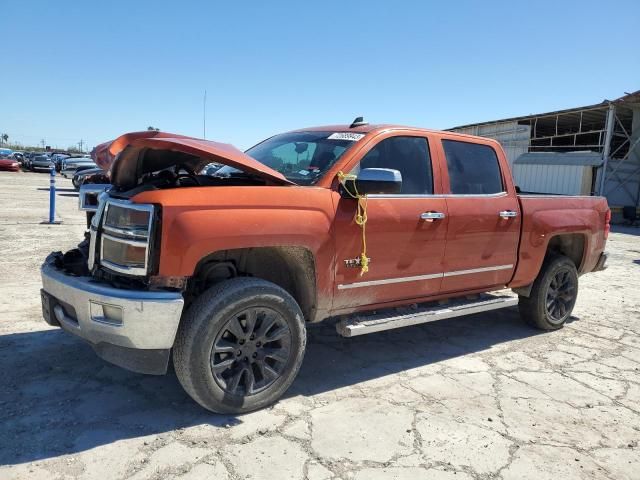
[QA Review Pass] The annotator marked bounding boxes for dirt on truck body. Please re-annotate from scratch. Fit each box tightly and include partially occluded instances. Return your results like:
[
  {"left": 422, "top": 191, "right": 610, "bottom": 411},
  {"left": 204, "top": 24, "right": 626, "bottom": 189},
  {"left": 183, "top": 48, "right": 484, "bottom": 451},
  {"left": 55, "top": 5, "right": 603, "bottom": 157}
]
[{"left": 41, "top": 120, "right": 610, "bottom": 413}]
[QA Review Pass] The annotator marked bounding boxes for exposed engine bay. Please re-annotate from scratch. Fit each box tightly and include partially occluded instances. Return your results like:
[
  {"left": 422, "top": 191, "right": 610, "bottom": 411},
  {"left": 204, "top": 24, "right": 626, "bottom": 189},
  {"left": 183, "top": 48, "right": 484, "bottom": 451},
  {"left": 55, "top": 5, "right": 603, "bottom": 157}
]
[{"left": 110, "top": 164, "right": 268, "bottom": 199}]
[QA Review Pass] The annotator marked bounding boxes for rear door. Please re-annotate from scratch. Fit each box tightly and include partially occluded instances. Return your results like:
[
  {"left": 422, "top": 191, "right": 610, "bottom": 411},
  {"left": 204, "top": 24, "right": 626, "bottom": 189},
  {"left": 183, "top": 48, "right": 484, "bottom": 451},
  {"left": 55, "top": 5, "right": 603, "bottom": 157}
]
[{"left": 438, "top": 137, "right": 521, "bottom": 293}]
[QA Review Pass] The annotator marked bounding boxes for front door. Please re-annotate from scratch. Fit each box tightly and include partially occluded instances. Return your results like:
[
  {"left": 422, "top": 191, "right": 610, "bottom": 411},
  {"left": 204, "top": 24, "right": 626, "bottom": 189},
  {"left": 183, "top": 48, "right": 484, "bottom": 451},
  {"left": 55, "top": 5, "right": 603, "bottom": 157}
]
[
  {"left": 438, "top": 138, "right": 521, "bottom": 293},
  {"left": 332, "top": 134, "right": 448, "bottom": 310}
]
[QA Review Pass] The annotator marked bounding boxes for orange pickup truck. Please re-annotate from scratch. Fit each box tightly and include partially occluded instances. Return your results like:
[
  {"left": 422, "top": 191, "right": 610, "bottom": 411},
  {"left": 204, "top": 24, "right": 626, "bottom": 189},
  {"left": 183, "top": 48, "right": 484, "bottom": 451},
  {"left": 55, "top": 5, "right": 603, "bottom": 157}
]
[{"left": 41, "top": 119, "right": 609, "bottom": 413}]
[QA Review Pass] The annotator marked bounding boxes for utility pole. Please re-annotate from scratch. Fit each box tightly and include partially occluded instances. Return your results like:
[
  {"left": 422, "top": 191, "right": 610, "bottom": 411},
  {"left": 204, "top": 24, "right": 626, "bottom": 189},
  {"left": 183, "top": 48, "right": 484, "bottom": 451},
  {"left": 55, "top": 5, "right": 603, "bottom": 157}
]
[
  {"left": 40, "top": 139, "right": 46, "bottom": 149},
  {"left": 78, "top": 139, "right": 84, "bottom": 152},
  {"left": 203, "top": 89, "right": 207, "bottom": 139}
]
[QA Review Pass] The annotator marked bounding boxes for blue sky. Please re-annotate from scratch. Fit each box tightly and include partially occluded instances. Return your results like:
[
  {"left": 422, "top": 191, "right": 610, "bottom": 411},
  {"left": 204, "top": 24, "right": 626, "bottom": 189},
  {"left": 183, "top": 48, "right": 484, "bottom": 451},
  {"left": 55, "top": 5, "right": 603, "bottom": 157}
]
[{"left": 2, "top": 0, "right": 638, "bottom": 150}]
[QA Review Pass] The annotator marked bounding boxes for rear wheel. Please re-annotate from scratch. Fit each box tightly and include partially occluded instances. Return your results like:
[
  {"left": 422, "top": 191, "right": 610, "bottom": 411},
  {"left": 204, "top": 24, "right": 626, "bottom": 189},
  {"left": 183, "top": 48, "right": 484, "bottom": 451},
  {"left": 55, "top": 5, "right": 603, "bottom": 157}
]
[
  {"left": 518, "top": 255, "right": 578, "bottom": 330},
  {"left": 173, "top": 277, "right": 306, "bottom": 413}
]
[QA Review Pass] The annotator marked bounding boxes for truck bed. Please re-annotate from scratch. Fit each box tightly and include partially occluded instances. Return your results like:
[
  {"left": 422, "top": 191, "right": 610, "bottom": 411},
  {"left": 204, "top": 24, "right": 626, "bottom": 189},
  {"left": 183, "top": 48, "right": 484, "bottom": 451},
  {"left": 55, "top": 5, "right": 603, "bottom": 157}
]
[{"left": 510, "top": 194, "right": 609, "bottom": 288}]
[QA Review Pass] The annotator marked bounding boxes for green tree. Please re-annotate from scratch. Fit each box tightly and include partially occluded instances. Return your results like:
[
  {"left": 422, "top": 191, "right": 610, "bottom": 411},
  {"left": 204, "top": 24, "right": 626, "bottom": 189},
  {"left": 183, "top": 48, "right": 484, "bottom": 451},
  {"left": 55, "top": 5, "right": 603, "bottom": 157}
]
[
  {"left": 1, "top": 133, "right": 8, "bottom": 145},
  {"left": 147, "top": 126, "right": 160, "bottom": 131}
]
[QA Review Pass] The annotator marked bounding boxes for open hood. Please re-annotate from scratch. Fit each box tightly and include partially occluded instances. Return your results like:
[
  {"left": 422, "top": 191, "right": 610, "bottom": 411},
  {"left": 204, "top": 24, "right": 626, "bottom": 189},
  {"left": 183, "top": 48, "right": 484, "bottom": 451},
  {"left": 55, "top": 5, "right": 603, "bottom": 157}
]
[{"left": 92, "top": 131, "right": 294, "bottom": 189}]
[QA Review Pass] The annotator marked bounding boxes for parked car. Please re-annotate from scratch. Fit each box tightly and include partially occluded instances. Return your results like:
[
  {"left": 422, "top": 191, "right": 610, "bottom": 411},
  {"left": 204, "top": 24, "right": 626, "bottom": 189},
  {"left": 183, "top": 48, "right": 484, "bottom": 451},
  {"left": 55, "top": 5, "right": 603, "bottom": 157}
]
[
  {"left": 10, "top": 152, "right": 24, "bottom": 163},
  {"left": 59, "top": 155, "right": 87, "bottom": 170},
  {"left": 71, "top": 165, "right": 102, "bottom": 188},
  {"left": 30, "top": 154, "right": 54, "bottom": 172},
  {"left": 41, "top": 123, "right": 609, "bottom": 414},
  {"left": 61, "top": 158, "right": 96, "bottom": 179},
  {"left": 0, "top": 156, "right": 20, "bottom": 172},
  {"left": 52, "top": 153, "right": 70, "bottom": 172}
]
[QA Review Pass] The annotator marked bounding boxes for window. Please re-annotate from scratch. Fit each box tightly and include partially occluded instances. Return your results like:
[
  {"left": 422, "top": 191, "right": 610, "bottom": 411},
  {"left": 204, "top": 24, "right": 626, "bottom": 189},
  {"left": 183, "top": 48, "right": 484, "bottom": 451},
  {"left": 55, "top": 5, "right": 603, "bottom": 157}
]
[
  {"left": 353, "top": 136, "right": 433, "bottom": 194},
  {"left": 443, "top": 140, "right": 503, "bottom": 194},
  {"left": 237, "top": 131, "right": 356, "bottom": 185}
]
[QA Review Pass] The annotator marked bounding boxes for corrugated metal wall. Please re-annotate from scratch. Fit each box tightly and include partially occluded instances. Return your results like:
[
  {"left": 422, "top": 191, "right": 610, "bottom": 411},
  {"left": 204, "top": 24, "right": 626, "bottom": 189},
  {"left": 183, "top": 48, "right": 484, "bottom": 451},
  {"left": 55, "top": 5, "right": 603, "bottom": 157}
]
[
  {"left": 451, "top": 121, "right": 530, "bottom": 166},
  {"left": 513, "top": 164, "right": 592, "bottom": 195}
]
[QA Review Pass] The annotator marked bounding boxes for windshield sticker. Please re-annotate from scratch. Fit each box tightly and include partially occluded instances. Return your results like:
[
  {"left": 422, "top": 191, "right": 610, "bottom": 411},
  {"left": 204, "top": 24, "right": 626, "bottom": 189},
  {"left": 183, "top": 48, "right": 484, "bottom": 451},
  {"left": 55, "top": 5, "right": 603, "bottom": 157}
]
[
  {"left": 328, "top": 132, "right": 365, "bottom": 141},
  {"left": 298, "top": 170, "right": 310, "bottom": 176}
]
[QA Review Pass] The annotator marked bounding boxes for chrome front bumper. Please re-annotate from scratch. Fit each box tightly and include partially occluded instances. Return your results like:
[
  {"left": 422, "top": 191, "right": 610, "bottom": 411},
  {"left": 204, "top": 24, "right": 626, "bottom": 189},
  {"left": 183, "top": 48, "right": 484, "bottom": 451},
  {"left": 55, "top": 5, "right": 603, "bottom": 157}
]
[{"left": 41, "top": 256, "right": 184, "bottom": 373}]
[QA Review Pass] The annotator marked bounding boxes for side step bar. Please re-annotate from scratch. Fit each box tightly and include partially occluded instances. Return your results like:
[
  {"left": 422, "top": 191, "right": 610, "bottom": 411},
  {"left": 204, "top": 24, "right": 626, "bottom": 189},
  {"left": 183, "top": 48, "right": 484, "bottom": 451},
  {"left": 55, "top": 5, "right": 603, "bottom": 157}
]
[{"left": 336, "top": 292, "right": 519, "bottom": 337}]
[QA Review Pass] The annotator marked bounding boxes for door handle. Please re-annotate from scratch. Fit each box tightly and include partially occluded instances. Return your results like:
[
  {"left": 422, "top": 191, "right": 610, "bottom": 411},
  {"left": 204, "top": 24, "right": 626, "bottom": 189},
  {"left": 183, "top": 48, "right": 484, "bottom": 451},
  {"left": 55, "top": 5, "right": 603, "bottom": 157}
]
[
  {"left": 499, "top": 210, "right": 518, "bottom": 218},
  {"left": 421, "top": 211, "right": 446, "bottom": 222}
]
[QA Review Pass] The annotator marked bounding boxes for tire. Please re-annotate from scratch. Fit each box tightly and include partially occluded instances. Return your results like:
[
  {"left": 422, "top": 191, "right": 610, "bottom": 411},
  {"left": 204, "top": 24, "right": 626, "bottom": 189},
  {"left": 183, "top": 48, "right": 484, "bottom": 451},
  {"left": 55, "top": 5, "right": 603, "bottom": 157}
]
[
  {"left": 518, "top": 255, "right": 578, "bottom": 330},
  {"left": 72, "top": 177, "right": 80, "bottom": 190},
  {"left": 173, "top": 277, "right": 307, "bottom": 414}
]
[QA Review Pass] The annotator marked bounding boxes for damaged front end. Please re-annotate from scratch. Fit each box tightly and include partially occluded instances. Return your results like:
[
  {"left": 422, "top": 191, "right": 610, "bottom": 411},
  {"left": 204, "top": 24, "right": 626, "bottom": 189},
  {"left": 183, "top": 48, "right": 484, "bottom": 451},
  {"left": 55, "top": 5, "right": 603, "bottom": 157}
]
[
  {"left": 60, "top": 191, "right": 163, "bottom": 291},
  {"left": 40, "top": 189, "right": 183, "bottom": 375},
  {"left": 40, "top": 130, "right": 297, "bottom": 374}
]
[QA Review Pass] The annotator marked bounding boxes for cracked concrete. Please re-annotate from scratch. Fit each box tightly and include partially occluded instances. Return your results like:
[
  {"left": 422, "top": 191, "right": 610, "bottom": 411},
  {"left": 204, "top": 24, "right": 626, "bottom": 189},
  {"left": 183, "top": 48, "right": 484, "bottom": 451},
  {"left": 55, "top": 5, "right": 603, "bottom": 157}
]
[{"left": 1, "top": 171, "right": 639, "bottom": 479}]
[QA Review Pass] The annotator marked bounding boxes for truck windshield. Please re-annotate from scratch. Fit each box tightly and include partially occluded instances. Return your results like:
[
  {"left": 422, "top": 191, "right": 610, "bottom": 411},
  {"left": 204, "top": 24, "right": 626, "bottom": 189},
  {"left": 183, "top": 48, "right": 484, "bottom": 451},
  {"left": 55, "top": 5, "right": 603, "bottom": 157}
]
[{"left": 216, "top": 131, "right": 362, "bottom": 185}]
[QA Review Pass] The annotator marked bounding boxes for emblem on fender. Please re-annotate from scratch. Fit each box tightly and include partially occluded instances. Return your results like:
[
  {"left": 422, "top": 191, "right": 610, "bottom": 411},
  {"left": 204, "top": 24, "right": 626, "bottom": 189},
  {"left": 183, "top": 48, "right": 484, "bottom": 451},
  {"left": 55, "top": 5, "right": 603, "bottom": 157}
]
[{"left": 344, "top": 257, "right": 372, "bottom": 268}]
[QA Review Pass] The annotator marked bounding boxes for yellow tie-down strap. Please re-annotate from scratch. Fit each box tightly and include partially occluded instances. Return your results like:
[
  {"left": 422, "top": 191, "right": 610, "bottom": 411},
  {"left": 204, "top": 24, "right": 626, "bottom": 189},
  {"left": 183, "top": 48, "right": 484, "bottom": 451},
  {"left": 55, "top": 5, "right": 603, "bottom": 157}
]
[{"left": 337, "top": 171, "right": 369, "bottom": 276}]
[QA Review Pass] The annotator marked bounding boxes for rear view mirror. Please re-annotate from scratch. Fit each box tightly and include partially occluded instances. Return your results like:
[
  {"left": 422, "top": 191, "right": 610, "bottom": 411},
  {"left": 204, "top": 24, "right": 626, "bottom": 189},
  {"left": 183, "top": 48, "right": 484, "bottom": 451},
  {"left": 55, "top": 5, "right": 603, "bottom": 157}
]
[
  {"left": 294, "top": 142, "right": 308, "bottom": 154},
  {"left": 342, "top": 168, "right": 402, "bottom": 196}
]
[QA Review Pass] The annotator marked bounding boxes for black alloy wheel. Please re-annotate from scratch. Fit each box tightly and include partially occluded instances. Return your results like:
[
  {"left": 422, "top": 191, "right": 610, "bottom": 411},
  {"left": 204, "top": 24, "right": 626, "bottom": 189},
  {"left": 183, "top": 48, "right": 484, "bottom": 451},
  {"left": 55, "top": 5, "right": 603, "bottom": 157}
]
[
  {"left": 518, "top": 255, "right": 579, "bottom": 330},
  {"left": 545, "top": 267, "right": 576, "bottom": 324},
  {"left": 173, "top": 277, "right": 306, "bottom": 413},
  {"left": 210, "top": 307, "right": 292, "bottom": 396}
]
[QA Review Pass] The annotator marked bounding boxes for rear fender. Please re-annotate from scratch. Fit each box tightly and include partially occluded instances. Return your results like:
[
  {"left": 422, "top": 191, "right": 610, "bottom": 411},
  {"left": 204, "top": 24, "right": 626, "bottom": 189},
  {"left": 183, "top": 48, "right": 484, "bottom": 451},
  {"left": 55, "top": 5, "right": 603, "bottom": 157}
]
[{"left": 509, "top": 208, "right": 602, "bottom": 288}]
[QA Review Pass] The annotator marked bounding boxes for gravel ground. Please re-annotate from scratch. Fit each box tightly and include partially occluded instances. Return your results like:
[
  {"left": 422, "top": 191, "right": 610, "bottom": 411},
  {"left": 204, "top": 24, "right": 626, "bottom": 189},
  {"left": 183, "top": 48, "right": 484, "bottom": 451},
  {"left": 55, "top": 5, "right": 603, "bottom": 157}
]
[{"left": 0, "top": 170, "right": 639, "bottom": 480}]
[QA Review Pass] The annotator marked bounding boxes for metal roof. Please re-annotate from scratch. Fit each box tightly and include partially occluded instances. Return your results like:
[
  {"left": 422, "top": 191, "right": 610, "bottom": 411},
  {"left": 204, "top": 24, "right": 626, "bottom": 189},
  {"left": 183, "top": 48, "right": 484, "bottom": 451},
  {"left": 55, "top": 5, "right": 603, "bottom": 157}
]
[
  {"left": 449, "top": 90, "right": 640, "bottom": 131},
  {"left": 514, "top": 152, "right": 603, "bottom": 167}
]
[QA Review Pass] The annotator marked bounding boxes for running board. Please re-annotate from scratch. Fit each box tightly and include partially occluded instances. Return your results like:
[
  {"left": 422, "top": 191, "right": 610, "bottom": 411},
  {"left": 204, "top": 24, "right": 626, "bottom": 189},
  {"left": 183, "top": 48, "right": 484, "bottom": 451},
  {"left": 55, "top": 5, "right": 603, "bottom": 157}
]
[{"left": 336, "top": 292, "right": 519, "bottom": 337}]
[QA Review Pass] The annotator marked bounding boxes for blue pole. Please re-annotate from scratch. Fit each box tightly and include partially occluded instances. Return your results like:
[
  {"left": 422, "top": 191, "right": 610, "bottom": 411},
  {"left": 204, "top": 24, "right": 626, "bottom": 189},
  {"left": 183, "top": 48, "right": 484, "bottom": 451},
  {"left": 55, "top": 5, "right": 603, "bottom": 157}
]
[{"left": 49, "top": 167, "right": 56, "bottom": 223}]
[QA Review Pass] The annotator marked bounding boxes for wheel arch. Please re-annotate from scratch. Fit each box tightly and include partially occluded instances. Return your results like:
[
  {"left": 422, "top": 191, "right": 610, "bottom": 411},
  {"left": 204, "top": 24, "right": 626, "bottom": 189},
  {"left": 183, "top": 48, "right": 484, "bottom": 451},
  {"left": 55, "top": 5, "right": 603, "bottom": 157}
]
[
  {"left": 545, "top": 233, "right": 587, "bottom": 271},
  {"left": 512, "top": 232, "right": 587, "bottom": 297},
  {"left": 187, "top": 246, "right": 318, "bottom": 322}
]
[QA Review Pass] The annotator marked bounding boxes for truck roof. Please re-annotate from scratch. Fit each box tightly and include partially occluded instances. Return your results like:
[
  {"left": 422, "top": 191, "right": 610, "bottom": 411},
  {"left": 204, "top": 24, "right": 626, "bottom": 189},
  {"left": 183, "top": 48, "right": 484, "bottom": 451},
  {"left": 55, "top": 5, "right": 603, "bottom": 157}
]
[{"left": 291, "top": 124, "right": 499, "bottom": 145}]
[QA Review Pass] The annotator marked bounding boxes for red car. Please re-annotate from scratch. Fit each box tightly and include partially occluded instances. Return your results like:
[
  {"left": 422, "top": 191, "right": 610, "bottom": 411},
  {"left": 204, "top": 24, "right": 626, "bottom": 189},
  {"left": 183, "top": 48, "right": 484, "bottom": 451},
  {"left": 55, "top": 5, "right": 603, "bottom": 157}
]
[{"left": 0, "top": 157, "right": 20, "bottom": 172}]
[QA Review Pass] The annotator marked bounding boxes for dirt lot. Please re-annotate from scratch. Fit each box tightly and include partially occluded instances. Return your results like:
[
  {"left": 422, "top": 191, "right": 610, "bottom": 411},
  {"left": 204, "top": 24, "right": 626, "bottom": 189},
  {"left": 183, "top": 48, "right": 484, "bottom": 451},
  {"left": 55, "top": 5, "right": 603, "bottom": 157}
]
[{"left": 0, "top": 170, "right": 639, "bottom": 480}]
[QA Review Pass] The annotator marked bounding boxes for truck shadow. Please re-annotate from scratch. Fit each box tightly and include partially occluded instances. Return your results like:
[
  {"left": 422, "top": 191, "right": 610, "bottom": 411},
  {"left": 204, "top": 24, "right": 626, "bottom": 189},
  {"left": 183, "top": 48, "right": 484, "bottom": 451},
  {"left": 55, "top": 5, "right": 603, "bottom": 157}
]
[{"left": 0, "top": 307, "right": 542, "bottom": 466}]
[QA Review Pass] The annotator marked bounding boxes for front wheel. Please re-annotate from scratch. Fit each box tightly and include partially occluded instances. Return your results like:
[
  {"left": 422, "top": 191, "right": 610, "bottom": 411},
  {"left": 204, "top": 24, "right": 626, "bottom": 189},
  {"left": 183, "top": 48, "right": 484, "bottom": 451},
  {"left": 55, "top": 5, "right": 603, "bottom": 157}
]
[
  {"left": 173, "top": 277, "right": 306, "bottom": 414},
  {"left": 518, "top": 255, "right": 578, "bottom": 330}
]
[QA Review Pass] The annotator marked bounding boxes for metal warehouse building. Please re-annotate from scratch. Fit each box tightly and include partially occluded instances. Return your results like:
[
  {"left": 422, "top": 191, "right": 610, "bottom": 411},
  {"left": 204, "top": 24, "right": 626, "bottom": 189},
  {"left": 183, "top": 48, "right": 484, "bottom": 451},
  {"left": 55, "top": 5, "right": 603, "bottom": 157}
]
[{"left": 448, "top": 91, "right": 640, "bottom": 220}]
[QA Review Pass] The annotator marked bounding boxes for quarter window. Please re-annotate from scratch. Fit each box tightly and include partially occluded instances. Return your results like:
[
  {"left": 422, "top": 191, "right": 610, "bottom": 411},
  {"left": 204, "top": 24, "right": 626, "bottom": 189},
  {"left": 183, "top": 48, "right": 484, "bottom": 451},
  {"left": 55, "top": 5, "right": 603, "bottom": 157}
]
[
  {"left": 354, "top": 136, "right": 433, "bottom": 195},
  {"left": 443, "top": 140, "right": 503, "bottom": 194}
]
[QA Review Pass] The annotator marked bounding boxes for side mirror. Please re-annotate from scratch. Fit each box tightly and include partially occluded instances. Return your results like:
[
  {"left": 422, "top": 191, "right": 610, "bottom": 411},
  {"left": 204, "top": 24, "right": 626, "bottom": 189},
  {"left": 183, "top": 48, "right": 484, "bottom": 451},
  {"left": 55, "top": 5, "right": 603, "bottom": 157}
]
[{"left": 346, "top": 168, "right": 402, "bottom": 195}]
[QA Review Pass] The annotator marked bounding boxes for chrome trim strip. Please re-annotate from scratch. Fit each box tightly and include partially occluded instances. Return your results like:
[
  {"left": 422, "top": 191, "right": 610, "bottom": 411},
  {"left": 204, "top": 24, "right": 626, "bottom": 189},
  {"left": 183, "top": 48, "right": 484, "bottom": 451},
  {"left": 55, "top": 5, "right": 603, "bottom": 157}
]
[
  {"left": 104, "top": 198, "right": 156, "bottom": 212},
  {"left": 100, "top": 259, "right": 147, "bottom": 276},
  {"left": 87, "top": 193, "right": 109, "bottom": 271},
  {"left": 102, "top": 225, "right": 149, "bottom": 239},
  {"left": 337, "top": 264, "right": 514, "bottom": 290},
  {"left": 442, "top": 264, "right": 513, "bottom": 277},
  {"left": 338, "top": 273, "right": 443, "bottom": 290},
  {"left": 367, "top": 192, "right": 507, "bottom": 199},
  {"left": 102, "top": 232, "right": 148, "bottom": 247}
]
